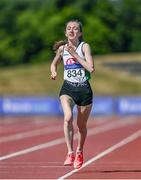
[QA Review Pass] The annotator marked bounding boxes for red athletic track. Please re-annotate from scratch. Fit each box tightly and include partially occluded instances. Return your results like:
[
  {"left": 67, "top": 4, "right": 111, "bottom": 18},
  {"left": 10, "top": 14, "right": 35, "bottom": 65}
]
[{"left": 0, "top": 115, "right": 141, "bottom": 180}]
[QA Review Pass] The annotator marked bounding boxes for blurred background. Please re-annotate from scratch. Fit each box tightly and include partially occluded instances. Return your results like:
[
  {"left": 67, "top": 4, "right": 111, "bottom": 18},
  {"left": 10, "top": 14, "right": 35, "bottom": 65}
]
[{"left": 0, "top": 0, "right": 141, "bottom": 116}]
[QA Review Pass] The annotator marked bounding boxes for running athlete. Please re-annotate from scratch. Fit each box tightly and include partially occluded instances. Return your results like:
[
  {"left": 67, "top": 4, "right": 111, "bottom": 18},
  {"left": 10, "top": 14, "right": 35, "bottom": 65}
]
[{"left": 50, "top": 19, "right": 94, "bottom": 169}]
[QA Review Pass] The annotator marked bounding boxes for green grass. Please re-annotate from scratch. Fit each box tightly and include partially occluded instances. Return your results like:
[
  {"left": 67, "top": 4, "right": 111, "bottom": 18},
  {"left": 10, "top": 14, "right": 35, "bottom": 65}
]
[{"left": 0, "top": 53, "right": 141, "bottom": 96}]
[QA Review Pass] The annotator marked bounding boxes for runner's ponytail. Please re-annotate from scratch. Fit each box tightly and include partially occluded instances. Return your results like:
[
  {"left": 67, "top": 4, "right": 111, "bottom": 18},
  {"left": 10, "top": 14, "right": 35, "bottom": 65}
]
[{"left": 53, "top": 40, "right": 67, "bottom": 52}]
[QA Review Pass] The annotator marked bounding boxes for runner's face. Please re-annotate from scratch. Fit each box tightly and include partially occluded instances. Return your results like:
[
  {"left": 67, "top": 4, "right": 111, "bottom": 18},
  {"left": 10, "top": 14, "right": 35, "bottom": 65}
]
[{"left": 65, "top": 22, "right": 82, "bottom": 41}]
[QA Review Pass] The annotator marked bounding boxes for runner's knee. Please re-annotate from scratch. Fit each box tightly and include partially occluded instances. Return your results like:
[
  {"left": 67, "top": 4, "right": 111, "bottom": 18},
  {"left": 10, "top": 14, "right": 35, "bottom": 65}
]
[{"left": 64, "top": 113, "right": 73, "bottom": 123}]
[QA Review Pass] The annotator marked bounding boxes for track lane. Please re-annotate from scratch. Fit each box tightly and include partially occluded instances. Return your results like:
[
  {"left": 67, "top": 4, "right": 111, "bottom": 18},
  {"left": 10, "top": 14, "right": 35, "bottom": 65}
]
[
  {"left": 68, "top": 132, "right": 141, "bottom": 179},
  {"left": 0, "top": 116, "right": 140, "bottom": 179},
  {"left": 0, "top": 117, "right": 112, "bottom": 155},
  {"left": 0, "top": 117, "right": 63, "bottom": 136},
  {"left": 0, "top": 117, "right": 135, "bottom": 158}
]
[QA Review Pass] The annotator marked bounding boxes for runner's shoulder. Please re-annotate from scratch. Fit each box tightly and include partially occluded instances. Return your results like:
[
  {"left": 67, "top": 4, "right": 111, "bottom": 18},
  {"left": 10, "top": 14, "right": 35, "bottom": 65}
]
[{"left": 58, "top": 45, "right": 65, "bottom": 56}]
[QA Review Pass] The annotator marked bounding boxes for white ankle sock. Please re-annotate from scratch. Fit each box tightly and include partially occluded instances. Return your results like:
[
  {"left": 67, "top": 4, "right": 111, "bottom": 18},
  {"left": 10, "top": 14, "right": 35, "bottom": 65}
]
[{"left": 68, "top": 151, "right": 74, "bottom": 154}]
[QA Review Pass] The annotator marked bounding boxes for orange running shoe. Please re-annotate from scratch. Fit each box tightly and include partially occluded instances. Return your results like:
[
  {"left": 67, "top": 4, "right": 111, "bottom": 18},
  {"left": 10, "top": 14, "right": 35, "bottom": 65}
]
[
  {"left": 64, "top": 152, "right": 75, "bottom": 166},
  {"left": 74, "top": 151, "right": 83, "bottom": 169}
]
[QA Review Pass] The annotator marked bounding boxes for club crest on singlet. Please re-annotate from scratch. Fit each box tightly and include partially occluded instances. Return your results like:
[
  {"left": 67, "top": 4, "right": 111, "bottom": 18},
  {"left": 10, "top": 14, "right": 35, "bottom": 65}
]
[
  {"left": 63, "top": 42, "right": 87, "bottom": 83},
  {"left": 65, "top": 57, "right": 83, "bottom": 70}
]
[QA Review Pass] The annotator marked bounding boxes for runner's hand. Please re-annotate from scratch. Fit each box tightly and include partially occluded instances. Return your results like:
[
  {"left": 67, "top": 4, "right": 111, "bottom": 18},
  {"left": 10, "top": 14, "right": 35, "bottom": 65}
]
[{"left": 51, "top": 71, "right": 57, "bottom": 80}]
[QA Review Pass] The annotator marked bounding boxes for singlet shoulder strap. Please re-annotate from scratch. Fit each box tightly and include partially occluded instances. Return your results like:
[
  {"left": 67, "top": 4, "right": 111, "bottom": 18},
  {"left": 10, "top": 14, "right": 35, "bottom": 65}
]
[
  {"left": 76, "top": 41, "right": 84, "bottom": 50},
  {"left": 81, "top": 42, "right": 86, "bottom": 56},
  {"left": 76, "top": 41, "right": 86, "bottom": 56}
]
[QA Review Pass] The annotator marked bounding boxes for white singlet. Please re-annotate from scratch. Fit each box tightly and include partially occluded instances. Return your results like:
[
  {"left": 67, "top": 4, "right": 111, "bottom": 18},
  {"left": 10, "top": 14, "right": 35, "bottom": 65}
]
[{"left": 62, "top": 41, "right": 88, "bottom": 83}]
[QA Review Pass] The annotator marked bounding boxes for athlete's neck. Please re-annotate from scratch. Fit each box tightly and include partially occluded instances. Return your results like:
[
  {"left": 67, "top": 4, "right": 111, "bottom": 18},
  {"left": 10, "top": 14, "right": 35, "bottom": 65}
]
[{"left": 67, "top": 39, "right": 80, "bottom": 48}]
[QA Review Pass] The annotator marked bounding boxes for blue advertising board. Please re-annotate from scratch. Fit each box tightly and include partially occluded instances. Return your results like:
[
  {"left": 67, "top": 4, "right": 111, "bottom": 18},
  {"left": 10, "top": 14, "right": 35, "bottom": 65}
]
[
  {"left": 0, "top": 96, "right": 141, "bottom": 116},
  {"left": 2, "top": 97, "right": 63, "bottom": 115},
  {"left": 115, "top": 97, "right": 141, "bottom": 115},
  {"left": 0, "top": 98, "right": 3, "bottom": 115},
  {"left": 91, "top": 96, "right": 114, "bottom": 115}
]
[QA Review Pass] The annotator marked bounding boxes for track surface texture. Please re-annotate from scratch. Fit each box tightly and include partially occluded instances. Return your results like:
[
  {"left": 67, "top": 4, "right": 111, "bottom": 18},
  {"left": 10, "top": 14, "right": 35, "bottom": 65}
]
[{"left": 0, "top": 115, "right": 141, "bottom": 179}]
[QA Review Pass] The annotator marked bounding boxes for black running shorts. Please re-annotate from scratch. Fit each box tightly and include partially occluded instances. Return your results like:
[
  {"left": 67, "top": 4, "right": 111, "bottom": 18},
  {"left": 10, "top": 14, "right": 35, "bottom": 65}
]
[{"left": 59, "top": 80, "right": 93, "bottom": 106}]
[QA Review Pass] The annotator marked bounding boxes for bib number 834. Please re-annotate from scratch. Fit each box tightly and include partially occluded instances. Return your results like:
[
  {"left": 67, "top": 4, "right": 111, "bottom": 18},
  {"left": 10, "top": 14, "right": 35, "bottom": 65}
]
[{"left": 67, "top": 69, "right": 83, "bottom": 78}]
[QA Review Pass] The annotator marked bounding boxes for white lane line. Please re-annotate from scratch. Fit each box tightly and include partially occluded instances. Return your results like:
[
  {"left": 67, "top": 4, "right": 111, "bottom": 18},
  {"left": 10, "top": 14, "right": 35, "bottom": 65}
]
[
  {"left": 57, "top": 129, "right": 141, "bottom": 180},
  {"left": 0, "top": 116, "right": 132, "bottom": 144},
  {"left": 0, "top": 117, "right": 131, "bottom": 144},
  {"left": 0, "top": 125, "right": 62, "bottom": 143},
  {"left": 0, "top": 117, "right": 107, "bottom": 143},
  {"left": 0, "top": 117, "right": 136, "bottom": 161},
  {"left": 0, "top": 117, "right": 110, "bottom": 143},
  {"left": 87, "top": 117, "right": 135, "bottom": 136},
  {"left": 0, "top": 137, "right": 65, "bottom": 161}
]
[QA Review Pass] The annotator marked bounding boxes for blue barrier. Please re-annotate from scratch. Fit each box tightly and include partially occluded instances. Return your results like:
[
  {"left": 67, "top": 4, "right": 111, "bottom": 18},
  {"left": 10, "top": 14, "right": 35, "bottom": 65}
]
[
  {"left": 115, "top": 96, "right": 141, "bottom": 115},
  {"left": 0, "top": 96, "right": 141, "bottom": 116},
  {"left": 0, "top": 98, "right": 3, "bottom": 115},
  {"left": 91, "top": 96, "right": 114, "bottom": 115},
  {"left": 2, "top": 97, "right": 63, "bottom": 115}
]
